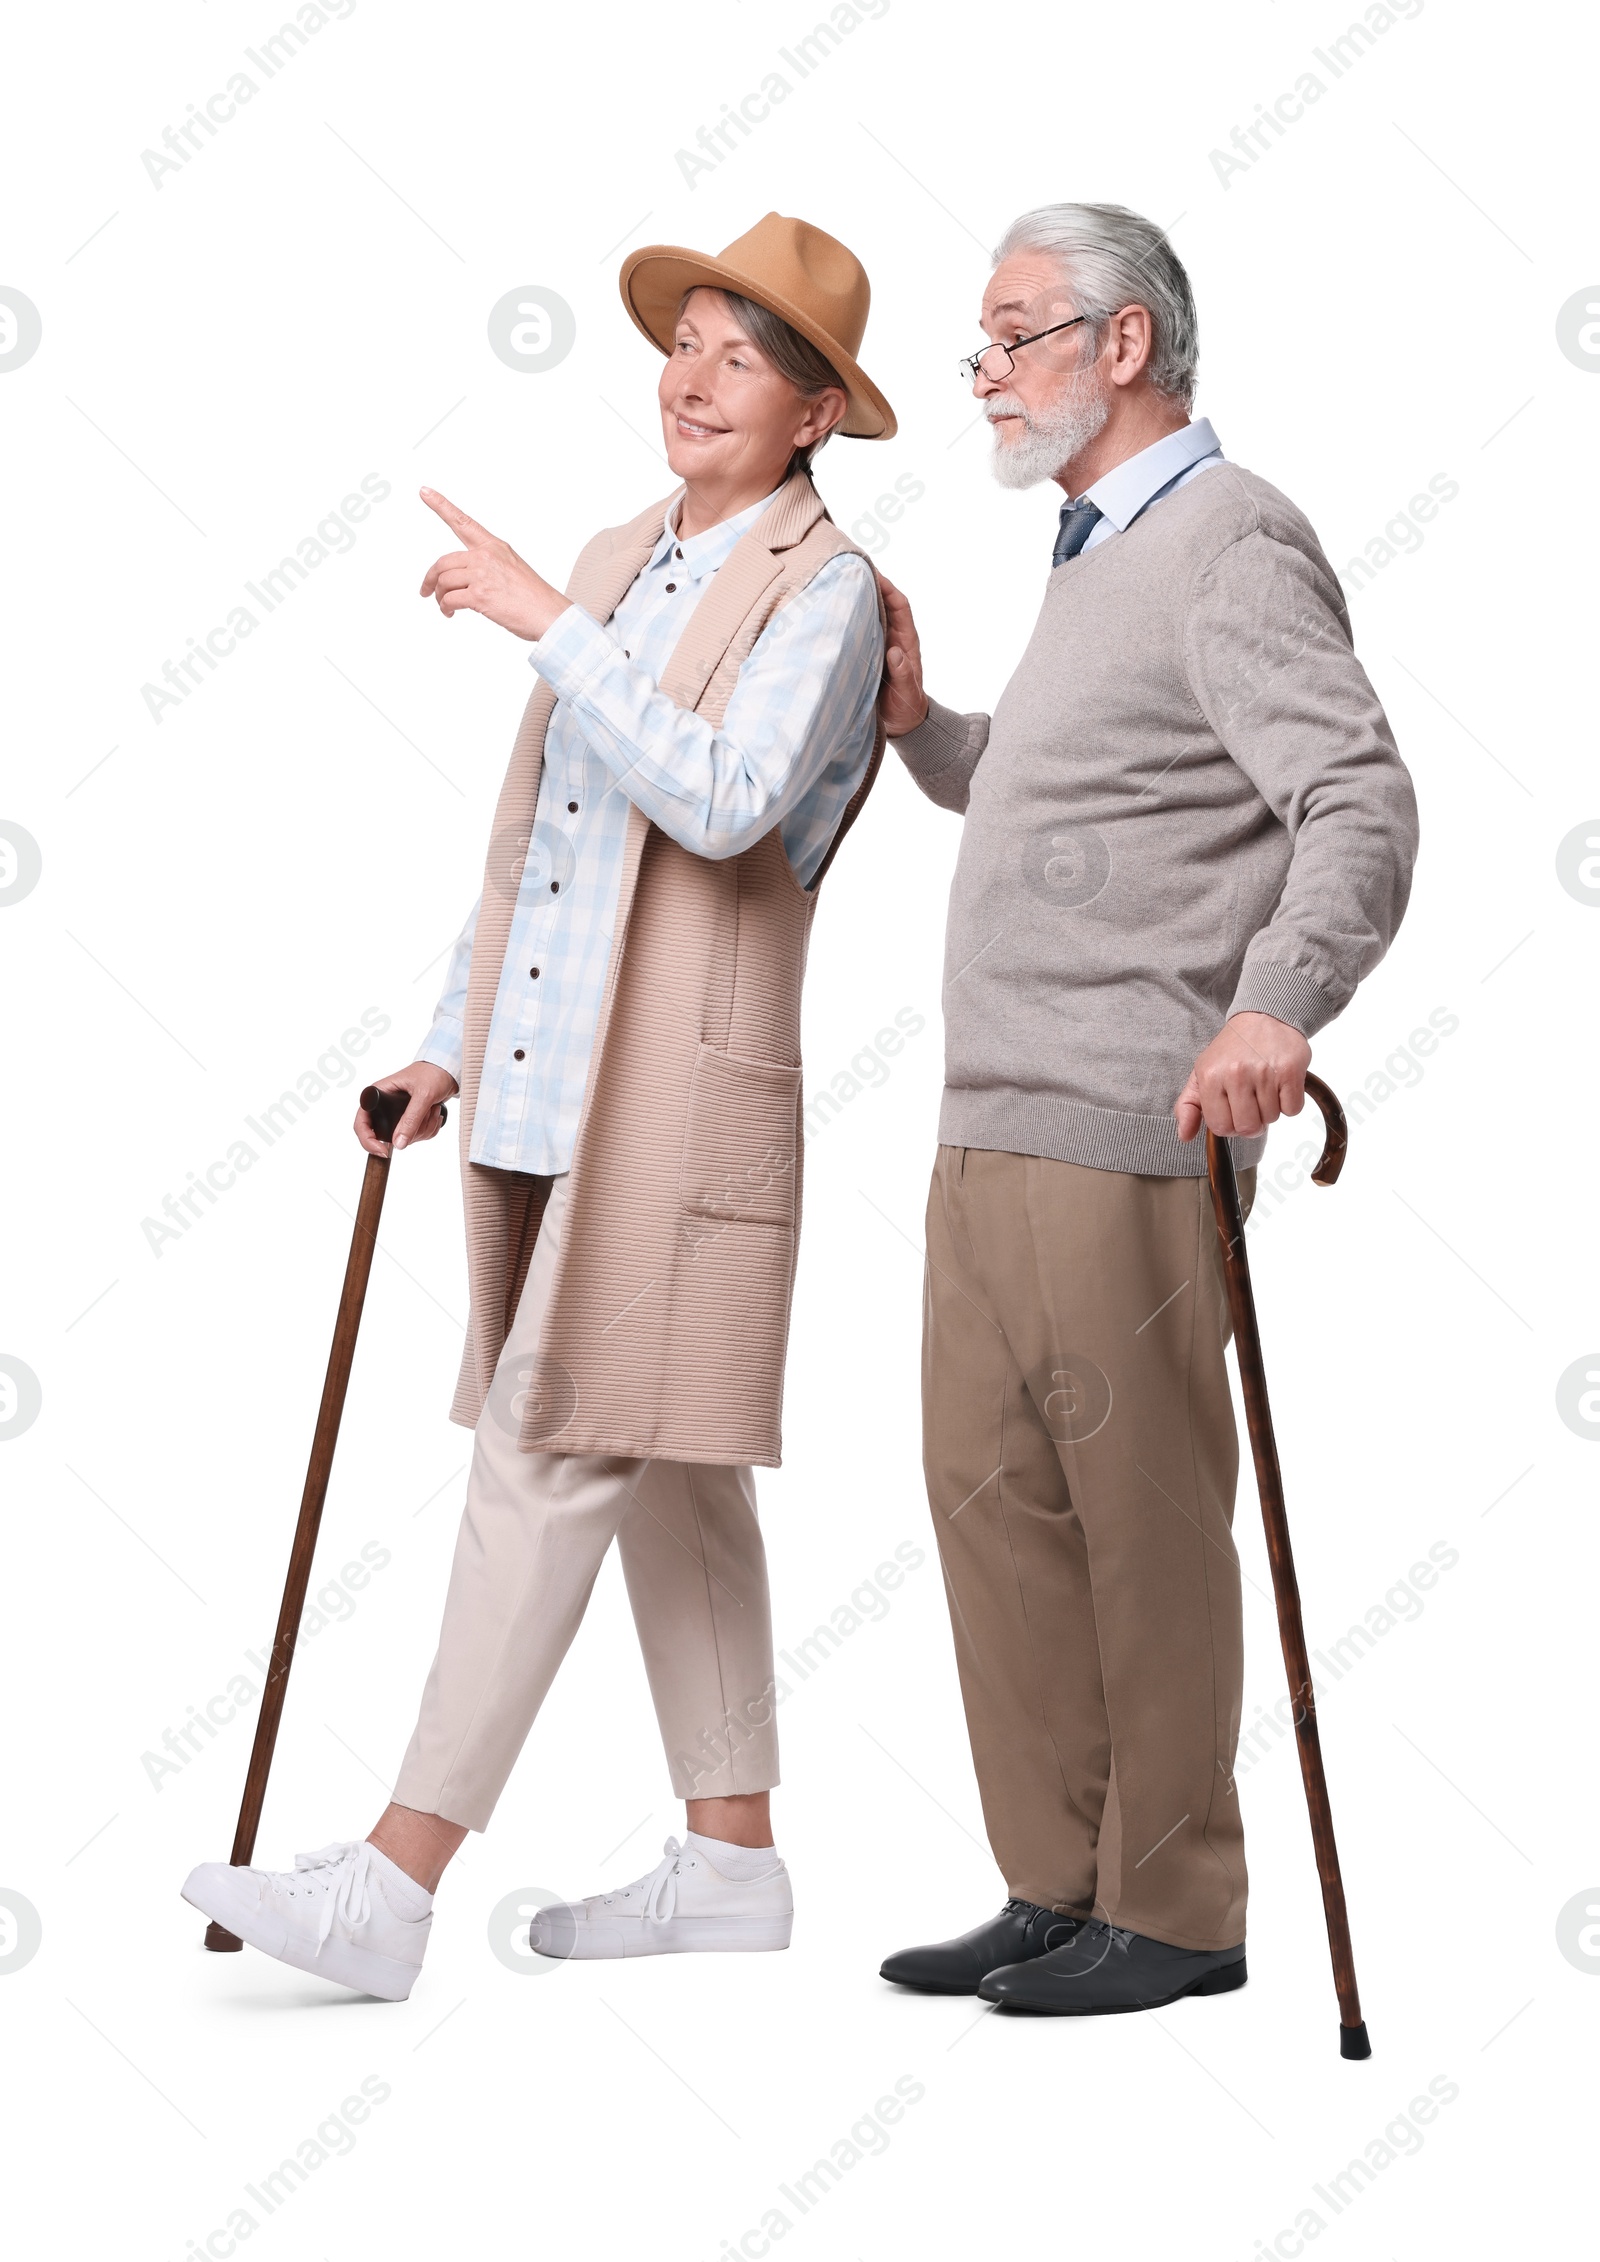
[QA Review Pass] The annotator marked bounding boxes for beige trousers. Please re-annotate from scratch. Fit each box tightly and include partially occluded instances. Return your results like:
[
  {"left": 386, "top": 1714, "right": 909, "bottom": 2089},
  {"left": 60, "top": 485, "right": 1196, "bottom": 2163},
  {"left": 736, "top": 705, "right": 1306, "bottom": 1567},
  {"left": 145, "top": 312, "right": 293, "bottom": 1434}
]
[
  {"left": 393, "top": 1174, "right": 779, "bottom": 1829},
  {"left": 922, "top": 1145, "right": 1255, "bottom": 1952}
]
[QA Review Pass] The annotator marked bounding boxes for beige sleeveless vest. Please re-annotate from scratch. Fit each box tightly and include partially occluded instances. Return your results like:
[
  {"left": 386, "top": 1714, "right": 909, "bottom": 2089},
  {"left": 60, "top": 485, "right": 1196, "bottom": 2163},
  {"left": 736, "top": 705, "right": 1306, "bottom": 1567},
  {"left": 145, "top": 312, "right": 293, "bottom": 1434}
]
[{"left": 447, "top": 472, "right": 884, "bottom": 1466}]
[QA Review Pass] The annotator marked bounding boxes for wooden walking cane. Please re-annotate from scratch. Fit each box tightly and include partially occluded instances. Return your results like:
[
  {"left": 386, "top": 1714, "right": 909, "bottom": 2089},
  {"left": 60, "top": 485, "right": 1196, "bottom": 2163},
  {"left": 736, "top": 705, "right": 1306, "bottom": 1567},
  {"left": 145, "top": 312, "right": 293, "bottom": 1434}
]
[
  {"left": 202, "top": 1083, "right": 441, "bottom": 1952},
  {"left": 1205, "top": 1071, "right": 1371, "bottom": 2060}
]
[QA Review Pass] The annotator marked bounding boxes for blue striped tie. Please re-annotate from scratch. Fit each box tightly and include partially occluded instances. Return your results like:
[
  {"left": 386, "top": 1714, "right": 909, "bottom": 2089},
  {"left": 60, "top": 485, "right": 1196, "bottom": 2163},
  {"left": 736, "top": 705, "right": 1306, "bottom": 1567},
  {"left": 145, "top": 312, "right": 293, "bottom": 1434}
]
[{"left": 1052, "top": 499, "right": 1103, "bottom": 567}]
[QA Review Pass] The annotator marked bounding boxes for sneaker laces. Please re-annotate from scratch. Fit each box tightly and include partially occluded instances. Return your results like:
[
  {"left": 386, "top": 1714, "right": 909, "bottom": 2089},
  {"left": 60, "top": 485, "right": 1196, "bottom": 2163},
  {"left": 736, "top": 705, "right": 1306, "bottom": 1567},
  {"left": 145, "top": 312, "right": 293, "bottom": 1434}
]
[
  {"left": 640, "top": 1838, "right": 685, "bottom": 1925},
  {"left": 291, "top": 1841, "right": 375, "bottom": 1954},
  {"left": 583, "top": 1837, "right": 692, "bottom": 1925}
]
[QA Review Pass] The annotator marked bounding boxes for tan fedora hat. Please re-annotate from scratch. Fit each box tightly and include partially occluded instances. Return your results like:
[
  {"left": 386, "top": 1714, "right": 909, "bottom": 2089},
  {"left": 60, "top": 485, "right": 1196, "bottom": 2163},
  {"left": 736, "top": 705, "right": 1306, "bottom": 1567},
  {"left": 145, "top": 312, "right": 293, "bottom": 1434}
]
[{"left": 619, "top": 211, "right": 896, "bottom": 441}]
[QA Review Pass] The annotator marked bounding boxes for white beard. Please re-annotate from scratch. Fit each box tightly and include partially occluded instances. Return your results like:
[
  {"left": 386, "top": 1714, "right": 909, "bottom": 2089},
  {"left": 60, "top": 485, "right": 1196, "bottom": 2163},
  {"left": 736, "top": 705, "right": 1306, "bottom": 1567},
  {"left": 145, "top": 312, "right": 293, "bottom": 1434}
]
[{"left": 987, "top": 375, "right": 1110, "bottom": 490}]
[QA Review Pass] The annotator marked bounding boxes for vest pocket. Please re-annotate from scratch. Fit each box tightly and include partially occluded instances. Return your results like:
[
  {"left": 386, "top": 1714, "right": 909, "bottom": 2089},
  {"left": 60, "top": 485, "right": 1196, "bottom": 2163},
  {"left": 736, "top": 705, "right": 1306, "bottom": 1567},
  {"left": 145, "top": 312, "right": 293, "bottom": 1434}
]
[{"left": 680, "top": 1043, "right": 802, "bottom": 1230}]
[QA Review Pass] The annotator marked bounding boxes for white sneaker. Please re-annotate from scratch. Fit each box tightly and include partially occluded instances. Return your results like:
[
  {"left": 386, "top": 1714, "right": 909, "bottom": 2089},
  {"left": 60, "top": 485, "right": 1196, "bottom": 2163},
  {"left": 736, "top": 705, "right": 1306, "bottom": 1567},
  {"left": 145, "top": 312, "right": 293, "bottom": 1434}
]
[
  {"left": 182, "top": 1841, "right": 431, "bottom": 2001},
  {"left": 528, "top": 1836, "right": 793, "bottom": 1961}
]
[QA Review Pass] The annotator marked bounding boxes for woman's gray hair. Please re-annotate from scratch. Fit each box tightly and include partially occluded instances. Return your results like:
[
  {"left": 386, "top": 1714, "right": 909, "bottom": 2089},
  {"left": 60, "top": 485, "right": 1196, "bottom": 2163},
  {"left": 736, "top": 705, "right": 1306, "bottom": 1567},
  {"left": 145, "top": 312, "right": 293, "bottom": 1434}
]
[
  {"left": 993, "top": 203, "right": 1199, "bottom": 408},
  {"left": 675, "top": 286, "right": 847, "bottom": 478}
]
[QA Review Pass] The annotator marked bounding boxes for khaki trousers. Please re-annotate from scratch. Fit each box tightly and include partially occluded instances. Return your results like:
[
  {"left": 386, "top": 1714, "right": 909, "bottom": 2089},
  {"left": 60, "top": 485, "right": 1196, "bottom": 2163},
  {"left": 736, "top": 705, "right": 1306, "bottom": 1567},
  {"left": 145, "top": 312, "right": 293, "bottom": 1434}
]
[
  {"left": 393, "top": 1174, "right": 779, "bottom": 1830},
  {"left": 922, "top": 1145, "right": 1255, "bottom": 1951}
]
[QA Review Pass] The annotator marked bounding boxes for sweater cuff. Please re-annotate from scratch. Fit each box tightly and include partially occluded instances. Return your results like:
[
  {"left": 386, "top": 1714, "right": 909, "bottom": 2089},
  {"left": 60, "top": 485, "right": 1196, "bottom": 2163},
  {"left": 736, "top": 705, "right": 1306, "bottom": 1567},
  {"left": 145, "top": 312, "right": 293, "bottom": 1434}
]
[
  {"left": 893, "top": 696, "right": 983, "bottom": 780},
  {"left": 892, "top": 694, "right": 965, "bottom": 752},
  {"left": 1226, "top": 962, "right": 1338, "bottom": 1039}
]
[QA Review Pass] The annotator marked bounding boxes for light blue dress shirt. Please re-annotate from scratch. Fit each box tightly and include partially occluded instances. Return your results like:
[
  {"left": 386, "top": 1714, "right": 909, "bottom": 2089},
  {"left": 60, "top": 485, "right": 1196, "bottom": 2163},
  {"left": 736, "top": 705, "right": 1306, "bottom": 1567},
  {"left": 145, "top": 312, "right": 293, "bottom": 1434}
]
[
  {"left": 1073, "top": 415, "right": 1225, "bottom": 552},
  {"left": 418, "top": 487, "right": 883, "bottom": 1175}
]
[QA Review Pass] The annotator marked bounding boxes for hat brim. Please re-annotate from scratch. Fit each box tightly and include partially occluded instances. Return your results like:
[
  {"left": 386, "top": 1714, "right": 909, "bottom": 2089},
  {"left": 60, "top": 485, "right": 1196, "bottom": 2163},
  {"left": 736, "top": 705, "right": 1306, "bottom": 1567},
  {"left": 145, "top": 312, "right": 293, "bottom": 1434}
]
[{"left": 619, "top": 244, "right": 896, "bottom": 441}]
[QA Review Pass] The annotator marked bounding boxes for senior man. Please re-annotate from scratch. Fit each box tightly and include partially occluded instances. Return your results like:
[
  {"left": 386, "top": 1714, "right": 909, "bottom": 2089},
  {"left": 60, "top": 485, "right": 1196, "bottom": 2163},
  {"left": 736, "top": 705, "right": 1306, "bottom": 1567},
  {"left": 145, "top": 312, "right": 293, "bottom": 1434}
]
[{"left": 877, "top": 203, "right": 1418, "bottom": 2015}]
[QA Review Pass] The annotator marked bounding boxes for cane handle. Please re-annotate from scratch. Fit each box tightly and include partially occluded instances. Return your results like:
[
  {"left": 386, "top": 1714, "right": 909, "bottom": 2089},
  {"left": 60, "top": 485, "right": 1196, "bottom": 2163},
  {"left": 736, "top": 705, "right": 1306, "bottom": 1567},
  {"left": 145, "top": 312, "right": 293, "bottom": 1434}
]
[
  {"left": 1302, "top": 1071, "right": 1347, "bottom": 1187},
  {"left": 360, "top": 1082, "right": 447, "bottom": 1147}
]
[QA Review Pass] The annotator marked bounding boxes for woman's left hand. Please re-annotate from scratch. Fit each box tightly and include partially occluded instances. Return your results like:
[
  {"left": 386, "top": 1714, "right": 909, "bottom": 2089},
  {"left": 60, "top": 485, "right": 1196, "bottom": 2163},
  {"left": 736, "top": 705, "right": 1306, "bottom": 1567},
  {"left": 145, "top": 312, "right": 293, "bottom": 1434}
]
[{"left": 418, "top": 488, "right": 570, "bottom": 642}]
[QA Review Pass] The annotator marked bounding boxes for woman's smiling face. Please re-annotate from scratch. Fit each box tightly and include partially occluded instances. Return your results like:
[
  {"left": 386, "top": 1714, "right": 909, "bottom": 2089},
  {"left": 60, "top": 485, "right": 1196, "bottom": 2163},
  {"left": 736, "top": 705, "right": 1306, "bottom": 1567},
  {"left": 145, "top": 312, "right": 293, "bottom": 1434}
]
[{"left": 658, "top": 288, "right": 845, "bottom": 494}]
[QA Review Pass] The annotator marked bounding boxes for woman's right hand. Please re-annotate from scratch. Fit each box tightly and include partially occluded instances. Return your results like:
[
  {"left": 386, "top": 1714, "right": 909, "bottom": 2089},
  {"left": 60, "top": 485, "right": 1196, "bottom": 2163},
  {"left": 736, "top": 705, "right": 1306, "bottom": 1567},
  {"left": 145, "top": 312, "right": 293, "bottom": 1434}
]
[
  {"left": 876, "top": 572, "right": 931, "bottom": 739},
  {"left": 356, "top": 1062, "right": 459, "bottom": 1156}
]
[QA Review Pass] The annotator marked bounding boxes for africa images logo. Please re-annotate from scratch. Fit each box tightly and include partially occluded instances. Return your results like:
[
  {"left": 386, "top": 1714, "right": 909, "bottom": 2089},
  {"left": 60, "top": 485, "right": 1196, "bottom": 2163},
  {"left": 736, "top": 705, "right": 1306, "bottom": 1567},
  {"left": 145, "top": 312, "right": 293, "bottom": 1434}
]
[
  {"left": 1555, "top": 286, "right": 1600, "bottom": 373},
  {"left": 0, "top": 287, "right": 42, "bottom": 373},
  {"left": 487, "top": 288, "right": 576, "bottom": 374}
]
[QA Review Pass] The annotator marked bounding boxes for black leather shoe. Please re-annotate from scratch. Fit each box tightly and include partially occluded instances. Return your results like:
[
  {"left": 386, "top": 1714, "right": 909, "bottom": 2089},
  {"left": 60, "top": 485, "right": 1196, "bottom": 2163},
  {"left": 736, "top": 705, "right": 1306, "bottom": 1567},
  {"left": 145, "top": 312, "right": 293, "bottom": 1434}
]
[
  {"left": 978, "top": 1920, "right": 1246, "bottom": 2014},
  {"left": 880, "top": 1901, "right": 1085, "bottom": 1995}
]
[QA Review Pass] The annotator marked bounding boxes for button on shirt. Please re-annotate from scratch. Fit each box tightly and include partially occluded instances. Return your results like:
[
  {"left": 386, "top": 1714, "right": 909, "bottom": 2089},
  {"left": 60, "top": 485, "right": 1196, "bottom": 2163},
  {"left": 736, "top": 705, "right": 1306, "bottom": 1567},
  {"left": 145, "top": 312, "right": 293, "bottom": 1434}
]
[
  {"left": 417, "top": 488, "right": 883, "bottom": 1175},
  {"left": 1065, "top": 416, "right": 1225, "bottom": 556}
]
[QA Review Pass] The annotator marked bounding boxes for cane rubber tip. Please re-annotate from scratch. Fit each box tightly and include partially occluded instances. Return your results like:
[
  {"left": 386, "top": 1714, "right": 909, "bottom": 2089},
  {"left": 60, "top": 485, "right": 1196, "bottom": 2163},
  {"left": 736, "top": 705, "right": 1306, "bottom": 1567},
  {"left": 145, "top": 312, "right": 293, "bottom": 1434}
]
[
  {"left": 1340, "top": 2020, "right": 1372, "bottom": 2060},
  {"left": 204, "top": 1922, "right": 244, "bottom": 1953}
]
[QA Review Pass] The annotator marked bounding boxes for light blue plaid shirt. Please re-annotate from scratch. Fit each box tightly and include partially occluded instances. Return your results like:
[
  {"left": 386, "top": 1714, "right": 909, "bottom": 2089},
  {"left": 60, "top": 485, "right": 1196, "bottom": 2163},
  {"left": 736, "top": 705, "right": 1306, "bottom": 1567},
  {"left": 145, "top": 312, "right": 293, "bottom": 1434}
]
[{"left": 418, "top": 487, "right": 882, "bottom": 1174}]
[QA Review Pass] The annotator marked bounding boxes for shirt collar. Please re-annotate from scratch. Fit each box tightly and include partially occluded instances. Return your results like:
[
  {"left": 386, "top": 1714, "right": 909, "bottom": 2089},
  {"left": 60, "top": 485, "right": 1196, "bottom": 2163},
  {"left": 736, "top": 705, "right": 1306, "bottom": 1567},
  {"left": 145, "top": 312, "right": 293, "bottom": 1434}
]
[
  {"left": 1078, "top": 416, "right": 1222, "bottom": 531},
  {"left": 654, "top": 486, "right": 784, "bottom": 582}
]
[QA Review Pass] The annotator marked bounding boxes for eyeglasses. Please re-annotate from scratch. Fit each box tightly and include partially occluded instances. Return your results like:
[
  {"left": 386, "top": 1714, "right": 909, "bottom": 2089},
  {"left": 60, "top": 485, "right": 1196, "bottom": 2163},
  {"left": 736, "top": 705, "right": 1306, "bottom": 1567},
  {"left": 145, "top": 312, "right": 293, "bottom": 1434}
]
[{"left": 958, "top": 315, "right": 1087, "bottom": 387}]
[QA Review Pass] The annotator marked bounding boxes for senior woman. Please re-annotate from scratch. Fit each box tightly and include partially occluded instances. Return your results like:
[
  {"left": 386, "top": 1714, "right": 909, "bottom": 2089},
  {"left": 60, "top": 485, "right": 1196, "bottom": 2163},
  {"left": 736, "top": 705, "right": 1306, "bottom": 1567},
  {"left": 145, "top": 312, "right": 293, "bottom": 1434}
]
[{"left": 183, "top": 215, "right": 894, "bottom": 2000}]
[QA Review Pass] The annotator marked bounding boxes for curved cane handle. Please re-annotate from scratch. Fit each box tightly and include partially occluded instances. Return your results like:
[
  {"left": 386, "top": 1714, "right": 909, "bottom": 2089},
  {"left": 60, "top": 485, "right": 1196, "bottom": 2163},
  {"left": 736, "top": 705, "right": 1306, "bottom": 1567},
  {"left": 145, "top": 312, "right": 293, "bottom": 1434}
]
[
  {"left": 1205, "top": 1072, "right": 1347, "bottom": 1201},
  {"left": 1302, "top": 1071, "right": 1347, "bottom": 1187}
]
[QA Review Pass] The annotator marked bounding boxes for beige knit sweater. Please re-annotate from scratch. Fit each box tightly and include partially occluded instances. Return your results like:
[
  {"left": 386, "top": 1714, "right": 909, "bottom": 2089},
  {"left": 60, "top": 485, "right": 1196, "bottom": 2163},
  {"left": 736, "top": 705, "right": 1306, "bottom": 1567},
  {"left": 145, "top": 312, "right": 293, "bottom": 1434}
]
[{"left": 895, "top": 463, "right": 1419, "bottom": 1176}]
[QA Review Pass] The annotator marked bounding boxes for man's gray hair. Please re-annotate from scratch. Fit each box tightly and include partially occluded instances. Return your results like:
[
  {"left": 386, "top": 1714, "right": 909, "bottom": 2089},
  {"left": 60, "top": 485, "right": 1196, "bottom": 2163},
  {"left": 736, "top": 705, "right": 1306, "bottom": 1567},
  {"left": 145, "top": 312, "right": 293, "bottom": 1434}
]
[{"left": 993, "top": 203, "right": 1199, "bottom": 408}]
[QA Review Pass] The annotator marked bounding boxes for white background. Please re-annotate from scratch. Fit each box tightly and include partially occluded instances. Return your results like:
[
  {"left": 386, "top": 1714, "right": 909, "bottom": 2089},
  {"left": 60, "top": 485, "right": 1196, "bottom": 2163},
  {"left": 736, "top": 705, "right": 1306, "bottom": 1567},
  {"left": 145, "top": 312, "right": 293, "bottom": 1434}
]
[{"left": 2, "top": 0, "right": 1594, "bottom": 2254}]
